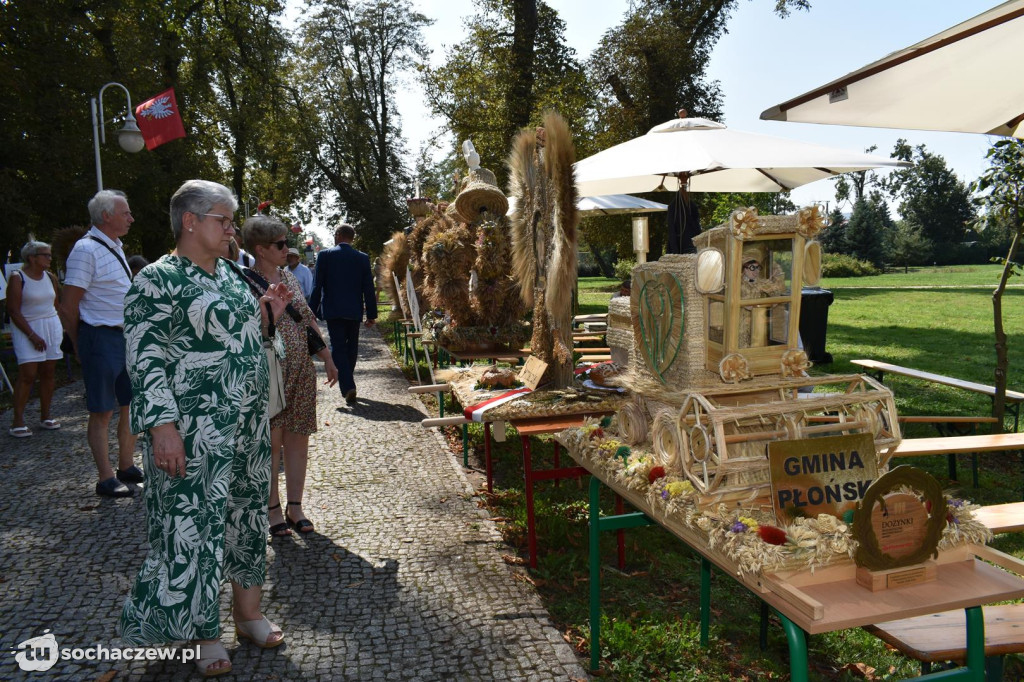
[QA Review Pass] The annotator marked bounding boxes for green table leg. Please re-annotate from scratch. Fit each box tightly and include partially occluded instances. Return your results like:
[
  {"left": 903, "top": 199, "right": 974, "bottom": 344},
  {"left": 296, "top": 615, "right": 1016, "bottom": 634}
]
[
  {"left": 589, "top": 477, "right": 602, "bottom": 672},
  {"left": 700, "top": 557, "right": 711, "bottom": 647},
  {"left": 906, "top": 606, "right": 985, "bottom": 681},
  {"left": 776, "top": 611, "right": 809, "bottom": 682},
  {"left": 437, "top": 391, "right": 445, "bottom": 419},
  {"left": 462, "top": 423, "right": 469, "bottom": 468},
  {"left": 587, "top": 477, "right": 655, "bottom": 673}
]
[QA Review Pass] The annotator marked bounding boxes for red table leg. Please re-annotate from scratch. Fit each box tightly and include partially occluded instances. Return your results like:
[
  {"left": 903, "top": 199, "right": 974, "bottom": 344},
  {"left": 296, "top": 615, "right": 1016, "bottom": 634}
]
[
  {"left": 522, "top": 434, "right": 538, "bottom": 569},
  {"left": 553, "top": 440, "right": 561, "bottom": 488},
  {"left": 484, "top": 421, "right": 493, "bottom": 494}
]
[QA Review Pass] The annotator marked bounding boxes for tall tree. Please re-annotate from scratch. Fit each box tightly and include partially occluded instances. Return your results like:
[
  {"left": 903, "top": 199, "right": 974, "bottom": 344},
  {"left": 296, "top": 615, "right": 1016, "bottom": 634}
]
[
  {"left": 291, "top": 0, "right": 431, "bottom": 255},
  {"left": 883, "top": 139, "right": 975, "bottom": 263},
  {"left": 818, "top": 207, "right": 847, "bottom": 254},
  {"left": 0, "top": 0, "right": 291, "bottom": 262},
  {"left": 421, "top": 0, "right": 590, "bottom": 187},
  {"left": 973, "top": 139, "right": 1024, "bottom": 430},
  {"left": 198, "top": 0, "right": 293, "bottom": 204},
  {"left": 587, "top": 0, "right": 808, "bottom": 150},
  {"left": 844, "top": 193, "right": 891, "bottom": 267}
]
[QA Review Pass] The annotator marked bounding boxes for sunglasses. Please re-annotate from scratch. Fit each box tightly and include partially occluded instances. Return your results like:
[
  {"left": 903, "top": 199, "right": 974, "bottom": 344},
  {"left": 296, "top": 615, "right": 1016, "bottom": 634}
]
[{"left": 266, "top": 240, "right": 289, "bottom": 250}]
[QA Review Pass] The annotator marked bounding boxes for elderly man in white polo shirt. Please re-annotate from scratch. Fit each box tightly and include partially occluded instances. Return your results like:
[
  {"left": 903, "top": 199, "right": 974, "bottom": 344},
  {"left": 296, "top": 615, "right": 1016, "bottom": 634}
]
[{"left": 61, "top": 189, "right": 141, "bottom": 497}]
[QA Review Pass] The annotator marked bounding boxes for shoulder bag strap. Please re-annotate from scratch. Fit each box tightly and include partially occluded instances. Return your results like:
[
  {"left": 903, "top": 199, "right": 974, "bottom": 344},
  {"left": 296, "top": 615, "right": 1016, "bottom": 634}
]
[
  {"left": 87, "top": 235, "right": 132, "bottom": 281},
  {"left": 244, "top": 267, "right": 303, "bottom": 324}
]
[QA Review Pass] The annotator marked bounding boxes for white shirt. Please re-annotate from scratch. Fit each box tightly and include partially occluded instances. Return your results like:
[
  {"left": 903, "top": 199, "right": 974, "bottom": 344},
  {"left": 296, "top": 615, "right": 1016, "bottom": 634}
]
[
  {"left": 236, "top": 250, "right": 255, "bottom": 268},
  {"left": 288, "top": 262, "right": 314, "bottom": 299},
  {"left": 63, "top": 226, "right": 131, "bottom": 327}
]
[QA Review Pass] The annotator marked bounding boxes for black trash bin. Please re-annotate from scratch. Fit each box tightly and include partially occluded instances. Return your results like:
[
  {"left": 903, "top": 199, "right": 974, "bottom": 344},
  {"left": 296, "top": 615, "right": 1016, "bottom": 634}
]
[{"left": 799, "top": 287, "right": 834, "bottom": 364}]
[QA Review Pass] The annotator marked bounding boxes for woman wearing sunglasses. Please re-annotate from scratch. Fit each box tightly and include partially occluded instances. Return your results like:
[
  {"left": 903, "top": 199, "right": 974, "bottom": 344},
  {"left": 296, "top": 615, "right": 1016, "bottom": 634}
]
[{"left": 243, "top": 216, "right": 338, "bottom": 538}]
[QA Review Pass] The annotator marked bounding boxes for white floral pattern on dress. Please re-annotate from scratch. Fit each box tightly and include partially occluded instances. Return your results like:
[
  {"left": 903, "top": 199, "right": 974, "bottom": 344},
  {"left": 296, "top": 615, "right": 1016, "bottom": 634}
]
[{"left": 119, "top": 256, "right": 270, "bottom": 646}]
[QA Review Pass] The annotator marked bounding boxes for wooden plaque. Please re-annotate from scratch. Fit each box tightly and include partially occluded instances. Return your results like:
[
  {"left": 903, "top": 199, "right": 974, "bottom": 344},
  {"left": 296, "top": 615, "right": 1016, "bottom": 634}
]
[
  {"left": 768, "top": 433, "right": 878, "bottom": 522},
  {"left": 518, "top": 356, "right": 548, "bottom": 391},
  {"left": 852, "top": 466, "right": 946, "bottom": 572}
]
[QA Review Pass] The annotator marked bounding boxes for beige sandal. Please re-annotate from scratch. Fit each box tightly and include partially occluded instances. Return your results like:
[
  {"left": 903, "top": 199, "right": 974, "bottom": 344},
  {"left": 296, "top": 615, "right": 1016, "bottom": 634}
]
[
  {"left": 194, "top": 641, "right": 232, "bottom": 678},
  {"left": 235, "top": 616, "right": 284, "bottom": 649}
]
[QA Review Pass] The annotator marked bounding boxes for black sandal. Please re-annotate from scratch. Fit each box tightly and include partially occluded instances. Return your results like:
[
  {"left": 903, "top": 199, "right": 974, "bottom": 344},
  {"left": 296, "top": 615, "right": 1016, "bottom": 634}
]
[
  {"left": 287, "top": 501, "right": 314, "bottom": 533},
  {"left": 268, "top": 503, "right": 292, "bottom": 537}
]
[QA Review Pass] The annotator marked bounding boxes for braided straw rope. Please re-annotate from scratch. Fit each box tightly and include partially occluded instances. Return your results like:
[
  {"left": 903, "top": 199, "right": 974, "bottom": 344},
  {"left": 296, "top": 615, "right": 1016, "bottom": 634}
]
[{"left": 616, "top": 400, "right": 649, "bottom": 445}]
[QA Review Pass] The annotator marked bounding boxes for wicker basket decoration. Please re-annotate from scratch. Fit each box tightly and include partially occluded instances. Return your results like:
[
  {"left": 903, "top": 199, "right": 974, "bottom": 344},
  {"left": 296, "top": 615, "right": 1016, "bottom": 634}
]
[
  {"left": 672, "top": 374, "right": 900, "bottom": 510},
  {"left": 635, "top": 270, "right": 685, "bottom": 382}
]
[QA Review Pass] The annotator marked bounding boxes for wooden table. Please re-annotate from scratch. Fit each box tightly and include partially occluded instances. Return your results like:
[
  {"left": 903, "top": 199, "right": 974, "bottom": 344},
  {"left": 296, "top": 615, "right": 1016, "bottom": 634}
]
[
  {"left": 510, "top": 414, "right": 617, "bottom": 570},
  {"left": 852, "top": 358, "right": 1024, "bottom": 431},
  {"left": 571, "top": 449, "right": 1024, "bottom": 680}
]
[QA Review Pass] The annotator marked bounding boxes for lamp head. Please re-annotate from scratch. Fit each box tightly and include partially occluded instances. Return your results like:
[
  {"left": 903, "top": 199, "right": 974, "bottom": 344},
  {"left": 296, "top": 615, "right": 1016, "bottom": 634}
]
[{"left": 117, "top": 116, "right": 145, "bottom": 153}]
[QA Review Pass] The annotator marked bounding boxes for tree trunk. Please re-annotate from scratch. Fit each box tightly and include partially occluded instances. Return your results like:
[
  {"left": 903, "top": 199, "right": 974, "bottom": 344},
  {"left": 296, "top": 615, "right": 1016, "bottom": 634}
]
[
  {"left": 585, "top": 238, "right": 614, "bottom": 278},
  {"left": 506, "top": 0, "right": 538, "bottom": 140},
  {"left": 992, "top": 215, "right": 1022, "bottom": 433}
]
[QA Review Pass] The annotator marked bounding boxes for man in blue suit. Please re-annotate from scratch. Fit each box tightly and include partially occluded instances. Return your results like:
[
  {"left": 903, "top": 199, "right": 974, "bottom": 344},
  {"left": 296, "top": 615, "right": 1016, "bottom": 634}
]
[{"left": 309, "top": 223, "right": 378, "bottom": 405}]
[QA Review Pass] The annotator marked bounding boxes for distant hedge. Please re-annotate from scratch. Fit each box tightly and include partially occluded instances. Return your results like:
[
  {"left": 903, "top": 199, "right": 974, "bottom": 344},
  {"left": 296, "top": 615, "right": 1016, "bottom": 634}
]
[{"left": 821, "top": 253, "right": 881, "bottom": 278}]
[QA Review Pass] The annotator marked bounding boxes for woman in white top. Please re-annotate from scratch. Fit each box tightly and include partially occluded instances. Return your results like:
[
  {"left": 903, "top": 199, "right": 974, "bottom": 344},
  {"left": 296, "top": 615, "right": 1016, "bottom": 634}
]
[{"left": 7, "top": 240, "right": 64, "bottom": 437}]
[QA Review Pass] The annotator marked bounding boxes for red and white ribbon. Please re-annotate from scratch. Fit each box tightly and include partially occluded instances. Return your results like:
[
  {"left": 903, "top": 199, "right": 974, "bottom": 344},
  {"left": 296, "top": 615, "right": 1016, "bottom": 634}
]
[{"left": 463, "top": 387, "right": 533, "bottom": 422}]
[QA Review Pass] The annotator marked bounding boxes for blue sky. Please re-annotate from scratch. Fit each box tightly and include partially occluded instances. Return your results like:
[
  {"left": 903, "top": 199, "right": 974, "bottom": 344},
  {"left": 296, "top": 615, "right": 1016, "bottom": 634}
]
[{"left": 289, "top": 0, "right": 1003, "bottom": 222}]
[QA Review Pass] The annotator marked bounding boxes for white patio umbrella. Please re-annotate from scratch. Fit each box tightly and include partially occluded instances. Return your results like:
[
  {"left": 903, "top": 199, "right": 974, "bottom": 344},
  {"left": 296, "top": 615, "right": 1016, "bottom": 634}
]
[
  {"left": 506, "top": 193, "right": 668, "bottom": 216},
  {"left": 760, "top": 0, "right": 1024, "bottom": 138},
  {"left": 574, "top": 116, "right": 909, "bottom": 198}
]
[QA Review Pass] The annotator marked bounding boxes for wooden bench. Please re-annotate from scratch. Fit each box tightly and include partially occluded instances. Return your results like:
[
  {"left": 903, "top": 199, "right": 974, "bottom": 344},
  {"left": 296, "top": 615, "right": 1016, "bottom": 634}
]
[
  {"left": 852, "top": 358, "right": 1024, "bottom": 431},
  {"left": 863, "top": 604, "right": 1024, "bottom": 680},
  {"left": 807, "top": 415, "right": 999, "bottom": 485},
  {"left": 975, "top": 501, "right": 1024, "bottom": 535},
  {"left": 892, "top": 432, "right": 1024, "bottom": 493}
]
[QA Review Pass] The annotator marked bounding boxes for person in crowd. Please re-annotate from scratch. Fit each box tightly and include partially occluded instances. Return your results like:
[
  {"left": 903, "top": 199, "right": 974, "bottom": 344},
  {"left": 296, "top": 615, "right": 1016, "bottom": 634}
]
[
  {"left": 234, "top": 233, "right": 255, "bottom": 267},
  {"left": 6, "top": 241, "right": 63, "bottom": 437},
  {"left": 243, "top": 216, "right": 338, "bottom": 536},
  {"left": 126, "top": 254, "right": 149, "bottom": 279},
  {"left": 309, "top": 223, "right": 377, "bottom": 405},
  {"left": 61, "top": 189, "right": 141, "bottom": 497},
  {"left": 285, "top": 247, "right": 313, "bottom": 301},
  {"left": 119, "top": 180, "right": 290, "bottom": 676}
]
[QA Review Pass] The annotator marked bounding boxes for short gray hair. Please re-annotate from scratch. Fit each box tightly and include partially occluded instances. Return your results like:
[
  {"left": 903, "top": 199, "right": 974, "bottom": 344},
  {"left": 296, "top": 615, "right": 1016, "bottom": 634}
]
[
  {"left": 88, "top": 189, "right": 128, "bottom": 226},
  {"left": 169, "top": 180, "right": 238, "bottom": 241},
  {"left": 21, "top": 240, "right": 50, "bottom": 262},
  {"left": 242, "top": 215, "right": 287, "bottom": 252}
]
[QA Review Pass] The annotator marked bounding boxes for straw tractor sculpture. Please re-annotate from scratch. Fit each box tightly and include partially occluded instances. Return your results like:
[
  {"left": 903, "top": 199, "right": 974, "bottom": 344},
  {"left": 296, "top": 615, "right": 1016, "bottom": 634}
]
[{"left": 609, "top": 206, "right": 901, "bottom": 511}]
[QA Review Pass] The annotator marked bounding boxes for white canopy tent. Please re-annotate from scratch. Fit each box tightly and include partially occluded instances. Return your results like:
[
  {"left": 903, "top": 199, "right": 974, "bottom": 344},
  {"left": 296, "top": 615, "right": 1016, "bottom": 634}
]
[
  {"left": 507, "top": 193, "right": 667, "bottom": 216},
  {"left": 573, "top": 116, "right": 909, "bottom": 198},
  {"left": 760, "top": 0, "right": 1024, "bottom": 138}
]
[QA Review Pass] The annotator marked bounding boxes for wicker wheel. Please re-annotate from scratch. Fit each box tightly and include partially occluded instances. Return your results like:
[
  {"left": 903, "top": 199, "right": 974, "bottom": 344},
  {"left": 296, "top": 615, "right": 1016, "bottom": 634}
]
[
  {"left": 651, "top": 411, "right": 682, "bottom": 471},
  {"left": 677, "top": 394, "right": 720, "bottom": 492}
]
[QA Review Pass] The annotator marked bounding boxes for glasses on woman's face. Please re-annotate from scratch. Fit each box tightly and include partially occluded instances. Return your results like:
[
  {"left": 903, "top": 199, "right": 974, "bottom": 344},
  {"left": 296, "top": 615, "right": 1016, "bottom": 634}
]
[
  {"left": 197, "top": 213, "right": 236, "bottom": 231},
  {"left": 33, "top": 252, "right": 52, "bottom": 259},
  {"left": 267, "top": 239, "right": 289, "bottom": 251},
  {"left": 743, "top": 262, "right": 762, "bottom": 272}
]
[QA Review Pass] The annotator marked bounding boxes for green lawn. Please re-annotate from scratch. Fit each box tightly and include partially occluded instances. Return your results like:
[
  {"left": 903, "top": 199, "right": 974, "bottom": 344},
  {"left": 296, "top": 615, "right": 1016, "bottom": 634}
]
[
  {"left": 822, "top": 263, "right": 1023, "bottom": 288},
  {"left": 388, "top": 271, "right": 1024, "bottom": 681}
]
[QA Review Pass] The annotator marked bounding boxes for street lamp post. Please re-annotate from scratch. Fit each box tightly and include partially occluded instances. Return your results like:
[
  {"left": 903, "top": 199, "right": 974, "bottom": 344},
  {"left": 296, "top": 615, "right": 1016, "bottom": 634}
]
[{"left": 91, "top": 82, "right": 145, "bottom": 191}]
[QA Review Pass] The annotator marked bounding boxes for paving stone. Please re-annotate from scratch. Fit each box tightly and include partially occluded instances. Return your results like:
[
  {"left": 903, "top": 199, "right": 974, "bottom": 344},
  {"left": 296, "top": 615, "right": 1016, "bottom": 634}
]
[{"left": 0, "top": 328, "right": 589, "bottom": 680}]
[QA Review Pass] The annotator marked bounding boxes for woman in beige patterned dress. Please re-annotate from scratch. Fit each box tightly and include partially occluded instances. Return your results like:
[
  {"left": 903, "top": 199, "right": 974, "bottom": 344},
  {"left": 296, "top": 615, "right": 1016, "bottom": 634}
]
[{"left": 243, "top": 216, "right": 338, "bottom": 536}]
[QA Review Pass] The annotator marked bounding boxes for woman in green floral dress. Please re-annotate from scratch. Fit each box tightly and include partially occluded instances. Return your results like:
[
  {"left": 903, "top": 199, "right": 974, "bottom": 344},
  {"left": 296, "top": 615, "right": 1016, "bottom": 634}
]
[{"left": 119, "top": 180, "right": 291, "bottom": 676}]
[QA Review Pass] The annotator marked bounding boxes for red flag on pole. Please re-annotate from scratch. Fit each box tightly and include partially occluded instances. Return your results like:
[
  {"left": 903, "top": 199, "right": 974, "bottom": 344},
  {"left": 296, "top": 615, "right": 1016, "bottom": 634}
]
[{"left": 134, "top": 88, "right": 186, "bottom": 150}]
